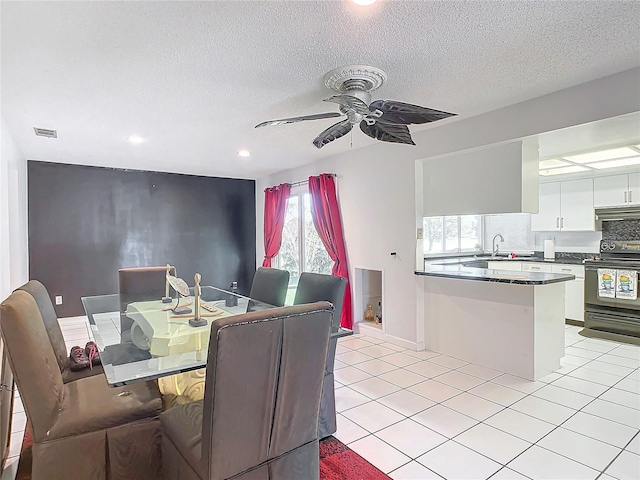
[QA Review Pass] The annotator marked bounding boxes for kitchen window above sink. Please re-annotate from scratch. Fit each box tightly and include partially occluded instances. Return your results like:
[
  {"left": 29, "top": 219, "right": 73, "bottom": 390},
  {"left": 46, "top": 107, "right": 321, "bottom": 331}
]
[{"left": 424, "top": 215, "right": 482, "bottom": 255}]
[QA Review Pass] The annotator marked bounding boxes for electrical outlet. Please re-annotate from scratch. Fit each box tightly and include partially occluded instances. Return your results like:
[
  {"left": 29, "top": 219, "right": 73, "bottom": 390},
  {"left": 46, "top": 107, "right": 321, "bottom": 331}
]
[
  {"left": 417, "top": 228, "right": 423, "bottom": 240},
  {"left": 55, "top": 295, "right": 63, "bottom": 305}
]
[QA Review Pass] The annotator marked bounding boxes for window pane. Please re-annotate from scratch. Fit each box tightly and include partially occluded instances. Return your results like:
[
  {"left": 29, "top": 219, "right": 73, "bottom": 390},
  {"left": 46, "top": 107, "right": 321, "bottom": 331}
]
[
  {"left": 460, "top": 215, "right": 481, "bottom": 252},
  {"left": 279, "top": 196, "right": 300, "bottom": 300},
  {"left": 424, "top": 217, "right": 443, "bottom": 254},
  {"left": 303, "top": 194, "right": 333, "bottom": 275},
  {"left": 444, "top": 216, "right": 459, "bottom": 253}
]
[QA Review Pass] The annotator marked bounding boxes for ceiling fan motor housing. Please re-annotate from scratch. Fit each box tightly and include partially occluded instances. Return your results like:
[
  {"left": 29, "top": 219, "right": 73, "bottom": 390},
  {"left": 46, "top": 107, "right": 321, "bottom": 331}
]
[{"left": 324, "top": 65, "right": 388, "bottom": 105}]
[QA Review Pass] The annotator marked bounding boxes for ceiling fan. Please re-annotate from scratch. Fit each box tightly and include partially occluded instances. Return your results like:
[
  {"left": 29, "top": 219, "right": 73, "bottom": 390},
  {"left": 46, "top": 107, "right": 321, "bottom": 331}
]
[{"left": 255, "top": 65, "right": 457, "bottom": 149}]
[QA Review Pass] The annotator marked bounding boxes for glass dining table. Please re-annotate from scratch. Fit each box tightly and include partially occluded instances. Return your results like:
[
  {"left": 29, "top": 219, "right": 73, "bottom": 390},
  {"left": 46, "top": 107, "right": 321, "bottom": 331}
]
[{"left": 82, "top": 285, "right": 352, "bottom": 403}]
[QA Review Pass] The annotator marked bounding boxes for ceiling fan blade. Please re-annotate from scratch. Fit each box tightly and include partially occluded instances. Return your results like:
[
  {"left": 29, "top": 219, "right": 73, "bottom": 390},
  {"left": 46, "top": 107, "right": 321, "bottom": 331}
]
[
  {"left": 255, "top": 112, "right": 342, "bottom": 128},
  {"left": 313, "top": 119, "right": 353, "bottom": 149},
  {"left": 324, "top": 95, "right": 370, "bottom": 115},
  {"left": 359, "top": 121, "right": 415, "bottom": 145},
  {"left": 369, "top": 100, "right": 456, "bottom": 125}
]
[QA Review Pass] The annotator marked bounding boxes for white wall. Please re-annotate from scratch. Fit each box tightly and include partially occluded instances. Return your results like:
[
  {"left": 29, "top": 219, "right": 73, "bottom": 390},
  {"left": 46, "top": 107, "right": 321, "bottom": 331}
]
[
  {"left": 0, "top": 114, "right": 28, "bottom": 300},
  {"left": 257, "top": 68, "right": 640, "bottom": 349},
  {"left": 534, "top": 231, "right": 602, "bottom": 254},
  {"left": 422, "top": 142, "right": 538, "bottom": 216},
  {"left": 256, "top": 149, "right": 421, "bottom": 345}
]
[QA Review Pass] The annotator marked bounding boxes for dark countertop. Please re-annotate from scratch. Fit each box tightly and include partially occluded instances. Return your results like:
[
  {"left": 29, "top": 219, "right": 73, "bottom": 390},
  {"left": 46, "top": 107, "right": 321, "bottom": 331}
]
[
  {"left": 424, "top": 254, "right": 591, "bottom": 268},
  {"left": 415, "top": 265, "right": 575, "bottom": 285}
]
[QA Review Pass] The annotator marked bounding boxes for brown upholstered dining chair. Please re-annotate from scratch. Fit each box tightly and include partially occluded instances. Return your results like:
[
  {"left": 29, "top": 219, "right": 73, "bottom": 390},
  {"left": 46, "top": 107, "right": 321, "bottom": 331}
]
[
  {"left": 293, "top": 272, "right": 347, "bottom": 439},
  {"left": 248, "top": 267, "right": 290, "bottom": 307},
  {"left": 17, "top": 280, "right": 104, "bottom": 383},
  {"left": 161, "top": 302, "right": 333, "bottom": 480},
  {"left": 0, "top": 290, "right": 163, "bottom": 479}
]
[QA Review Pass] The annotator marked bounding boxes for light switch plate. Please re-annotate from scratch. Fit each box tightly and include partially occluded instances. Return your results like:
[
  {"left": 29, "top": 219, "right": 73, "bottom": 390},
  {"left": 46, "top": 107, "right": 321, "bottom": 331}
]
[
  {"left": 417, "top": 228, "right": 423, "bottom": 240},
  {"left": 55, "top": 295, "right": 62, "bottom": 305}
]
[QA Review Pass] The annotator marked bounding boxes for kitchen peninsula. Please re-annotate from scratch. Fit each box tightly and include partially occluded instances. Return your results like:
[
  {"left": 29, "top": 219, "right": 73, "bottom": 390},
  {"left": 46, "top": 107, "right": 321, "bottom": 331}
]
[{"left": 416, "top": 259, "right": 575, "bottom": 381}]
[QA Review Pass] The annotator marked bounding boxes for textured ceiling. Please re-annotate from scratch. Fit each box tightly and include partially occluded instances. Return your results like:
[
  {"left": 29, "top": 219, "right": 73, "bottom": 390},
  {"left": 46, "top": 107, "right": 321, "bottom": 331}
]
[{"left": 2, "top": 1, "right": 639, "bottom": 179}]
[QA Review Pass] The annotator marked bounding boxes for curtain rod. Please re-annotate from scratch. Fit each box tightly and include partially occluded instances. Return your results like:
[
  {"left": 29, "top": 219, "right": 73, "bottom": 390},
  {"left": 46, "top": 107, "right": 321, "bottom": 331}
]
[{"left": 287, "top": 173, "right": 336, "bottom": 188}]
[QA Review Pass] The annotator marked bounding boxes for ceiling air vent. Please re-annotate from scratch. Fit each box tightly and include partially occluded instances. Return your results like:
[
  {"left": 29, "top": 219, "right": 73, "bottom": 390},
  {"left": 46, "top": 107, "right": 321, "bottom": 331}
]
[{"left": 33, "top": 127, "right": 57, "bottom": 138}]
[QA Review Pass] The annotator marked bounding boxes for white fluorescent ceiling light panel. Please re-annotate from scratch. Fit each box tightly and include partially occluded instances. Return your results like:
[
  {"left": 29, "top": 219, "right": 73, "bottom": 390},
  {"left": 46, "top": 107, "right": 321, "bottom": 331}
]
[
  {"left": 539, "top": 159, "right": 570, "bottom": 169},
  {"left": 540, "top": 165, "right": 590, "bottom": 176},
  {"left": 563, "top": 147, "right": 638, "bottom": 164},
  {"left": 589, "top": 156, "right": 640, "bottom": 170}
]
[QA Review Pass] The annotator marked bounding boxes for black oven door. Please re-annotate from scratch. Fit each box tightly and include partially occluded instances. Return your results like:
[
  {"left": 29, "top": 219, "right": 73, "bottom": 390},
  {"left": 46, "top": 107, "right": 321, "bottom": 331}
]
[{"left": 585, "top": 266, "right": 640, "bottom": 313}]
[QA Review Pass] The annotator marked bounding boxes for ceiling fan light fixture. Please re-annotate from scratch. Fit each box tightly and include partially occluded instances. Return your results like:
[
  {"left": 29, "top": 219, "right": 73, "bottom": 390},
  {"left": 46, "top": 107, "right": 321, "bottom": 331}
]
[
  {"left": 238, "top": 149, "right": 251, "bottom": 157},
  {"left": 352, "top": 0, "right": 377, "bottom": 5}
]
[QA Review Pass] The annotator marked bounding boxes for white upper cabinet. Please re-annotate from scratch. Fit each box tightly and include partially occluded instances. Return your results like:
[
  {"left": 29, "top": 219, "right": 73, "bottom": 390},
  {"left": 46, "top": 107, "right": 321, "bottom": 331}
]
[
  {"left": 594, "top": 174, "right": 631, "bottom": 207},
  {"left": 531, "top": 182, "right": 561, "bottom": 231},
  {"left": 561, "top": 179, "right": 595, "bottom": 231},
  {"left": 531, "top": 179, "right": 594, "bottom": 231},
  {"left": 629, "top": 173, "right": 640, "bottom": 206},
  {"left": 594, "top": 173, "right": 640, "bottom": 207}
]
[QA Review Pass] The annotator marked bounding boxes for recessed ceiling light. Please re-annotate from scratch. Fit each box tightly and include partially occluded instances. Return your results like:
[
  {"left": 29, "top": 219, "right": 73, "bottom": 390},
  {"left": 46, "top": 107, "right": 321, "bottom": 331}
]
[
  {"left": 563, "top": 147, "right": 638, "bottom": 164},
  {"left": 238, "top": 149, "right": 251, "bottom": 157},
  {"left": 127, "top": 135, "right": 145, "bottom": 144},
  {"left": 352, "top": 0, "right": 377, "bottom": 5},
  {"left": 539, "top": 165, "right": 590, "bottom": 176},
  {"left": 589, "top": 156, "right": 640, "bottom": 170},
  {"left": 539, "top": 159, "right": 570, "bottom": 170}
]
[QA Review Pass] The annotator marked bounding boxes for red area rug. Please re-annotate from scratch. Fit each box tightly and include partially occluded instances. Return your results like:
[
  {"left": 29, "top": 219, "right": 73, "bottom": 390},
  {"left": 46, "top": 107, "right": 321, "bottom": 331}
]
[
  {"left": 15, "top": 428, "right": 32, "bottom": 480},
  {"left": 17, "top": 430, "right": 388, "bottom": 480},
  {"left": 320, "top": 436, "right": 391, "bottom": 480}
]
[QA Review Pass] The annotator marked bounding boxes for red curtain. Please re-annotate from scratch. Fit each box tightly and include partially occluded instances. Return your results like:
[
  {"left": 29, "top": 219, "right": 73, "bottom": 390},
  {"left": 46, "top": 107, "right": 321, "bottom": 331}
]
[
  {"left": 262, "top": 183, "right": 291, "bottom": 267},
  {"left": 308, "top": 174, "right": 353, "bottom": 329}
]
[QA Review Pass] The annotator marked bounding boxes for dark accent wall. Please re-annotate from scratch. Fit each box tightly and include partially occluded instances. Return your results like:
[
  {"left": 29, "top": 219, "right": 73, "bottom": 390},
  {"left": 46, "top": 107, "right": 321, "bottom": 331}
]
[{"left": 28, "top": 161, "right": 256, "bottom": 317}]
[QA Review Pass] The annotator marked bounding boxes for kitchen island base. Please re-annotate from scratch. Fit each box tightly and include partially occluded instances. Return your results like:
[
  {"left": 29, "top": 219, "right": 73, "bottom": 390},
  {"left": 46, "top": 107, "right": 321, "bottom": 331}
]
[{"left": 422, "top": 276, "right": 565, "bottom": 381}]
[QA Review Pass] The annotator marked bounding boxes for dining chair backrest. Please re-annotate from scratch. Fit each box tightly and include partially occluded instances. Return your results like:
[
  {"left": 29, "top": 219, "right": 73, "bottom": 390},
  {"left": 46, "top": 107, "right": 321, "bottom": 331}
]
[
  {"left": 16, "top": 280, "right": 69, "bottom": 372},
  {"left": 201, "top": 302, "right": 333, "bottom": 479},
  {"left": 0, "top": 290, "right": 64, "bottom": 442},
  {"left": 118, "top": 265, "right": 176, "bottom": 312},
  {"left": 293, "top": 272, "right": 347, "bottom": 332},
  {"left": 248, "top": 267, "right": 290, "bottom": 307}
]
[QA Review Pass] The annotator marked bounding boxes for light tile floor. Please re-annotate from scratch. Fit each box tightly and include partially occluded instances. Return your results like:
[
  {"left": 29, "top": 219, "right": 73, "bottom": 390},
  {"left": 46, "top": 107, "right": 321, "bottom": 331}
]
[
  {"left": 3, "top": 320, "right": 640, "bottom": 480},
  {"left": 334, "top": 326, "right": 640, "bottom": 480}
]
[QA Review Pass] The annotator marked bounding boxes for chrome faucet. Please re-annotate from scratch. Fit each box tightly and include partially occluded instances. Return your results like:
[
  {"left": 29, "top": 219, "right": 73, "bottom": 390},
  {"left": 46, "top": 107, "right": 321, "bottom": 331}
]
[{"left": 492, "top": 234, "right": 504, "bottom": 257}]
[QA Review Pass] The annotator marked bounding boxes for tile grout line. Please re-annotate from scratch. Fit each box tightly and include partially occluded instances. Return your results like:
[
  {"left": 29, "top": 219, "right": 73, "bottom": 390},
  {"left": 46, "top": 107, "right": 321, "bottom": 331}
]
[{"left": 336, "top": 332, "right": 639, "bottom": 479}]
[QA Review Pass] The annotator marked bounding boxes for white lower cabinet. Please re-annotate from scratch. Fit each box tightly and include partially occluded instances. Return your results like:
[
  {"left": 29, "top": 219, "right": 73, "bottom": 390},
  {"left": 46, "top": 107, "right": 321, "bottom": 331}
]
[
  {"left": 551, "top": 264, "right": 585, "bottom": 322},
  {"left": 522, "top": 263, "right": 553, "bottom": 273}
]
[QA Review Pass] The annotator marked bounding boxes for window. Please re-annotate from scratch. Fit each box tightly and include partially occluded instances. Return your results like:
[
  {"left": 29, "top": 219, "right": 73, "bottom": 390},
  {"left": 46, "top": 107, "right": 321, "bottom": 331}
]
[
  {"left": 277, "top": 192, "right": 333, "bottom": 304},
  {"left": 423, "top": 215, "right": 482, "bottom": 255}
]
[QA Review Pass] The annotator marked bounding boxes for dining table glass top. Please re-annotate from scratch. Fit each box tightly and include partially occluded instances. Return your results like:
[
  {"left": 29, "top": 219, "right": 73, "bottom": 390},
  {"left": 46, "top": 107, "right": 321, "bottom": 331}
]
[{"left": 82, "top": 286, "right": 278, "bottom": 387}]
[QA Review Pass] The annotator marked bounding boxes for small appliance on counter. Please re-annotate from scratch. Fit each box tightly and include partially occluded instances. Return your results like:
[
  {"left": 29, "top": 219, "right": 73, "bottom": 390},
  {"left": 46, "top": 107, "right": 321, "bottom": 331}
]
[{"left": 582, "top": 240, "right": 640, "bottom": 344}]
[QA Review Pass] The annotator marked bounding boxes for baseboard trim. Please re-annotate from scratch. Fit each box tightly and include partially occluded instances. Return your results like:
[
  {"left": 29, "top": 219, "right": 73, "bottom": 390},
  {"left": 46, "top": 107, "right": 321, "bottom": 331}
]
[
  {"left": 353, "top": 323, "right": 419, "bottom": 351},
  {"left": 565, "top": 319, "right": 585, "bottom": 327}
]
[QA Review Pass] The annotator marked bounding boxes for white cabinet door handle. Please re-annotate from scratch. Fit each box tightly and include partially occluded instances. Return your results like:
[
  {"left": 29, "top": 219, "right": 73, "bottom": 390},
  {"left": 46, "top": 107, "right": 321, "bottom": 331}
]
[
  {"left": 562, "top": 268, "right": 571, "bottom": 272},
  {"left": 625, "top": 191, "right": 628, "bottom": 204},
  {"left": 560, "top": 218, "right": 564, "bottom": 229},
  {"left": 532, "top": 266, "right": 540, "bottom": 270},
  {"left": 556, "top": 217, "right": 560, "bottom": 228},
  {"left": 630, "top": 191, "right": 633, "bottom": 203}
]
